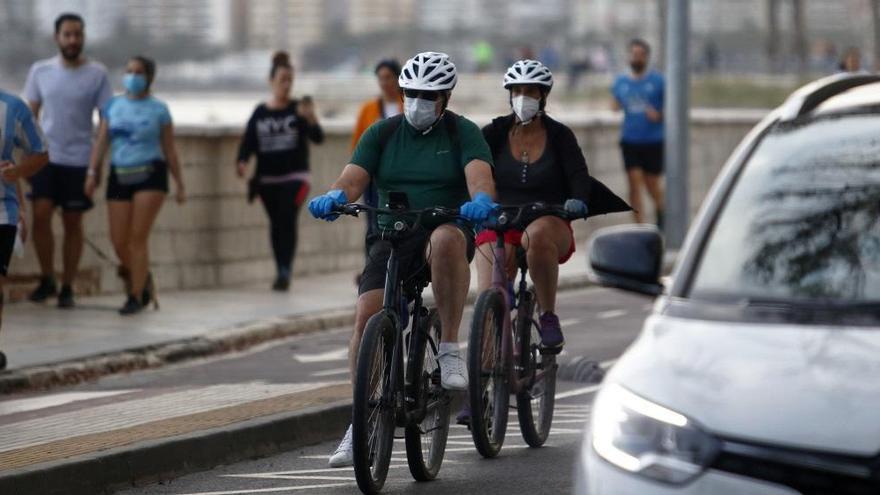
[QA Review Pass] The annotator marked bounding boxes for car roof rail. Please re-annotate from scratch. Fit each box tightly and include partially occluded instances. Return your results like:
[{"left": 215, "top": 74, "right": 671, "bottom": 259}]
[{"left": 777, "top": 73, "right": 880, "bottom": 121}]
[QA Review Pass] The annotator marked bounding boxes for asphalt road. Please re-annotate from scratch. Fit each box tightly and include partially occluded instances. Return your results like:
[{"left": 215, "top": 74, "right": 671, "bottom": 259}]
[{"left": 106, "top": 286, "right": 652, "bottom": 495}]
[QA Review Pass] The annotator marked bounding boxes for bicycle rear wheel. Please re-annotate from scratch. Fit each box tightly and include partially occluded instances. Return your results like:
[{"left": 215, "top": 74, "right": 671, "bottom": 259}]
[
  {"left": 352, "top": 312, "right": 397, "bottom": 494},
  {"left": 468, "top": 289, "right": 509, "bottom": 458},
  {"left": 515, "top": 288, "right": 557, "bottom": 447},
  {"left": 405, "top": 309, "right": 450, "bottom": 481}
]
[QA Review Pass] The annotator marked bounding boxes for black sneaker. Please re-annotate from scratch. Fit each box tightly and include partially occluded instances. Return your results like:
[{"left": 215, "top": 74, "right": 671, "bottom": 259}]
[
  {"left": 272, "top": 276, "right": 290, "bottom": 292},
  {"left": 0, "top": 350, "right": 6, "bottom": 371},
  {"left": 142, "top": 272, "right": 158, "bottom": 309},
  {"left": 57, "top": 284, "right": 75, "bottom": 309},
  {"left": 119, "top": 295, "right": 144, "bottom": 315},
  {"left": 29, "top": 276, "right": 57, "bottom": 302}
]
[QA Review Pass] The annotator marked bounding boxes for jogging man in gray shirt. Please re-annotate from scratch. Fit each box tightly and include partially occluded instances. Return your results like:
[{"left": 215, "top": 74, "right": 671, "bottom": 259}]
[{"left": 23, "top": 13, "right": 113, "bottom": 308}]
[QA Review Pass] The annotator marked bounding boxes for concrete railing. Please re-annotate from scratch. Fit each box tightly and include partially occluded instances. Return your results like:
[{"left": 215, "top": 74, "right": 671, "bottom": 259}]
[{"left": 6, "top": 109, "right": 765, "bottom": 298}]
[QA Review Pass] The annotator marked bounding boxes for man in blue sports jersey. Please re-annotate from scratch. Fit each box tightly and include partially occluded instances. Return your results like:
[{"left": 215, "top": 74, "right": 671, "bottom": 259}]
[
  {"left": 611, "top": 39, "right": 665, "bottom": 227},
  {"left": 0, "top": 90, "right": 49, "bottom": 369}
]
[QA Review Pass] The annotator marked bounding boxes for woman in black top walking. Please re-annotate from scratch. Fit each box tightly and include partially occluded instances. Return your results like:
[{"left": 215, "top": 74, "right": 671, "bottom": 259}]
[{"left": 237, "top": 51, "right": 324, "bottom": 291}]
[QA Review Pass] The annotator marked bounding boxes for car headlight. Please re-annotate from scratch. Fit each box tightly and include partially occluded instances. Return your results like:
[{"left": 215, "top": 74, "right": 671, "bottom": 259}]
[{"left": 591, "top": 383, "right": 720, "bottom": 484}]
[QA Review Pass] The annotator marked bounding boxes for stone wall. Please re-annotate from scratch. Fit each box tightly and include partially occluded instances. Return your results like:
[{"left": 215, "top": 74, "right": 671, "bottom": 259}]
[{"left": 6, "top": 110, "right": 764, "bottom": 297}]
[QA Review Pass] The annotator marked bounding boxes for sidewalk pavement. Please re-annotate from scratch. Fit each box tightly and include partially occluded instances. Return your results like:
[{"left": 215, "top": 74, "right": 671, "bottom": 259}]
[
  {"left": 0, "top": 254, "right": 593, "bottom": 494},
  {"left": 2, "top": 251, "right": 591, "bottom": 377}
]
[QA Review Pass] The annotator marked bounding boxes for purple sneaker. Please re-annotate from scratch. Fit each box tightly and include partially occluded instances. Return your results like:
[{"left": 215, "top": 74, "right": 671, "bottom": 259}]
[
  {"left": 456, "top": 404, "right": 471, "bottom": 428},
  {"left": 538, "top": 312, "right": 565, "bottom": 352}
]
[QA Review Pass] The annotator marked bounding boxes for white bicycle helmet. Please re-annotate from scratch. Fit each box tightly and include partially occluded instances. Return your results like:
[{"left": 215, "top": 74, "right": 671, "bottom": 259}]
[
  {"left": 399, "top": 52, "right": 457, "bottom": 91},
  {"left": 503, "top": 59, "right": 553, "bottom": 90}
]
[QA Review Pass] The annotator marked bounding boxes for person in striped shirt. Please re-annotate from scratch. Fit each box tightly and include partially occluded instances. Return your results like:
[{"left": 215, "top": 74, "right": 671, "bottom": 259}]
[{"left": 0, "top": 90, "right": 49, "bottom": 369}]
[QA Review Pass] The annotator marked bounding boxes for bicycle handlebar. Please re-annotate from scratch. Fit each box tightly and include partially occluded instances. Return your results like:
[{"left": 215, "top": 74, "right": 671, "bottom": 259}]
[
  {"left": 490, "top": 202, "right": 584, "bottom": 231},
  {"left": 331, "top": 203, "right": 467, "bottom": 234}
]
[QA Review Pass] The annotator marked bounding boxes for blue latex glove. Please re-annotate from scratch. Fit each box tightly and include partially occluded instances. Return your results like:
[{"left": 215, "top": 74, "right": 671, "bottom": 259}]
[
  {"left": 564, "top": 198, "right": 588, "bottom": 218},
  {"left": 460, "top": 192, "right": 498, "bottom": 223},
  {"left": 308, "top": 189, "right": 347, "bottom": 221}
]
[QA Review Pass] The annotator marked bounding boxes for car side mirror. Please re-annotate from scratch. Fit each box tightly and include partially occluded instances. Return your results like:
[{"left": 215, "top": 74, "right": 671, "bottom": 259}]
[{"left": 588, "top": 225, "right": 664, "bottom": 296}]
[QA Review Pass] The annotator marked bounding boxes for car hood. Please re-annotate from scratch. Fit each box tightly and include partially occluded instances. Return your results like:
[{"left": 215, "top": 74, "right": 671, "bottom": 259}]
[{"left": 608, "top": 314, "right": 880, "bottom": 456}]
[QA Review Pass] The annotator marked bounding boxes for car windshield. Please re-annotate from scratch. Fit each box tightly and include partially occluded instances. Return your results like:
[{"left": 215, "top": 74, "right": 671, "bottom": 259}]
[{"left": 690, "top": 111, "right": 880, "bottom": 306}]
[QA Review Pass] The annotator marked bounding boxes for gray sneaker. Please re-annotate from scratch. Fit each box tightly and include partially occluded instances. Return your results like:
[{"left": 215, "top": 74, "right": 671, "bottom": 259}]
[{"left": 328, "top": 424, "right": 353, "bottom": 468}]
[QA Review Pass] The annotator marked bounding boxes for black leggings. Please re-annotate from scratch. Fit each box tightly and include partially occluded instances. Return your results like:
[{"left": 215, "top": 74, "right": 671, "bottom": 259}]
[{"left": 258, "top": 181, "right": 309, "bottom": 276}]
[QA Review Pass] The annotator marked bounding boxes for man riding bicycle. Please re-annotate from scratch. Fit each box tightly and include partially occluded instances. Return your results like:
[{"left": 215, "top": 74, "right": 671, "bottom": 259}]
[{"left": 308, "top": 51, "right": 496, "bottom": 468}]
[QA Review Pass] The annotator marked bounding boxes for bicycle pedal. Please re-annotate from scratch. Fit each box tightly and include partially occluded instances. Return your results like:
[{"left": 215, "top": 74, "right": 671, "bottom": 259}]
[{"left": 539, "top": 346, "right": 563, "bottom": 355}]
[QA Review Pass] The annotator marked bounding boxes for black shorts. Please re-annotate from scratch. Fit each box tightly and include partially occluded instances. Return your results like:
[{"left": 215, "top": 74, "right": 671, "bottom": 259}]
[
  {"left": 28, "top": 163, "right": 94, "bottom": 211},
  {"left": 358, "top": 223, "right": 476, "bottom": 296},
  {"left": 106, "top": 161, "right": 169, "bottom": 201},
  {"left": 620, "top": 142, "right": 664, "bottom": 175},
  {"left": 0, "top": 225, "right": 17, "bottom": 276}
]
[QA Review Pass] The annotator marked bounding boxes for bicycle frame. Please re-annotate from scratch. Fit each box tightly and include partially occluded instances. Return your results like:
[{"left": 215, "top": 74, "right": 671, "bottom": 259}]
[
  {"left": 379, "top": 242, "right": 428, "bottom": 428},
  {"left": 490, "top": 233, "right": 554, "bottom": 394}
]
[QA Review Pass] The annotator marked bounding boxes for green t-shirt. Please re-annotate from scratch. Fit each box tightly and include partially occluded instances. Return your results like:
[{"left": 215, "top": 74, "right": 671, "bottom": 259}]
[{"left": 351, "top": 113, "right": 493, "bottom": 229}]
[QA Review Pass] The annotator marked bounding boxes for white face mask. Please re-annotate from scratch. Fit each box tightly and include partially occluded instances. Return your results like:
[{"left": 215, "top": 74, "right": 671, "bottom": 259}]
[
  {"left": 512, "top": 95, "right": 541, "bottom": 123},
  {"left": 404, "top": 96, "right": 439, "bottom": 131}
]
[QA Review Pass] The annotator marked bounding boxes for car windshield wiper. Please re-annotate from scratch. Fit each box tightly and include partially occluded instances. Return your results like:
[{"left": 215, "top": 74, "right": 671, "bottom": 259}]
[{"left": 743, "top": 297, "right": 880, "bottom": 312}]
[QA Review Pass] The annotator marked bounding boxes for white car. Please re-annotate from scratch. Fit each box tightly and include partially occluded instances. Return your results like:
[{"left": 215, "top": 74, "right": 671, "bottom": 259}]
[{"left": 578, "top": 74, "right": 880, "bottom": 495}]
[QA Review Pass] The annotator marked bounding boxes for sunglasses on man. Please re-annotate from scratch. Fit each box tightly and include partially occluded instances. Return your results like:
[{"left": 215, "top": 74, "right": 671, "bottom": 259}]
[{"left": 403, "top": 89, "right": 440, "bottom": 101}]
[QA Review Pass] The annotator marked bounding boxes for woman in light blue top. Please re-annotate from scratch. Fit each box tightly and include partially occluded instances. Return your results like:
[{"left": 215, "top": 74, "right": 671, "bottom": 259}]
[{"left": 86, "top": 56, "right": 186, "bottom": 315}]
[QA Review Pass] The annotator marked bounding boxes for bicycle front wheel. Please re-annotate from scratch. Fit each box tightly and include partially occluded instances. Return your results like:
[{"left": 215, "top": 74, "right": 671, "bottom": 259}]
[
  {"left": 352, "top": 312, "right": 397, "bottom": 494},
  {"left": 468, "top": 289, "right": 509, "bottom": 458},
  {"left": 405, "top": 309, "right": 450, "bottom": 481},
  {"left": 515, "top": 288, "right": 557, "bottom": 448}
]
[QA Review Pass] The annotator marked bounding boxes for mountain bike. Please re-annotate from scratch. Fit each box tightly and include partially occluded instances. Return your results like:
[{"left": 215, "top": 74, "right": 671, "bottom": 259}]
[
  {"left": 333, "top": 202, "right": 466, "bottom": 494},
  {"left": 468, "top": 202, "right": 583, "bottom": 457}
]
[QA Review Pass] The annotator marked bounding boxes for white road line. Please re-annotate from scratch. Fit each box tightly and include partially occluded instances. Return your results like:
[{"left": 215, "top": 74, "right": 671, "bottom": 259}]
[
  {"left": 293, "top": 348, "right": 348, "bottom": 363},
  {"left": 600, "top": 359, "right": 617, "bottom": 369},
  {"left": 443, "top": 445, "right": 531, "bottom": 452},
  {"left": 0, "top": 390, "right": 137, "bottom": 416},
  {"left": 445, "top": 440, "right": 477, "bottom": 446},
  {"left": 221, "top": 468, "right": 357, "bottom": 477},
  {"left": 175, "top": 483, "right": 353, "bottom": 495},
  {"left": 554, "top": 384, "right": 601, "bottom": 399},
  {"left": 226, "top": 475, "right": 356, "bottom": 482},
  {"left": 548, "top": 428, "right": 584, "bottom": 434},
  {"left": 559, "top": 318, "right": 581, "bottom": 327},
  {"left": 597, "top": 309, "right": 627, "bottom": 320},
  {"left": 309, "top": 368, "right": 349, "bottom": 377}
]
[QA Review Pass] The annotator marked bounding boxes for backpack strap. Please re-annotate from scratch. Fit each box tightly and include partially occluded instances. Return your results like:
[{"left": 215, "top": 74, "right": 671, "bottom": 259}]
[
  {"left": 377, "top": 114, "right": 404, "bottom": 156},
  {"left": 443, "top": 110, "right": 462, "bottom": 166}
]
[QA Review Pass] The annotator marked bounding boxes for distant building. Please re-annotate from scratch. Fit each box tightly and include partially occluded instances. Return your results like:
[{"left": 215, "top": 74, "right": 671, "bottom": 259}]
[
  {"left": 33, "top": 0, "right": 230, "bottom": 46},
  {"left": 33, "top": 0, "right": 125, "bottom": 42},
  {"left": 346, "top": 0, "right": 416, "bottom": 35},
  {"left": 238, "top": 0, "right": 325, "bottom": 63}
]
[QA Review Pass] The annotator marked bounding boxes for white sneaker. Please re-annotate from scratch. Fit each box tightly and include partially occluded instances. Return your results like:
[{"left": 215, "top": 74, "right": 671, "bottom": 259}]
[
  {"left": 328, "top": 424, "right": 353, "bottom": 468},
  {"left": 438, "top": 350, "right": 468, "bottom": 390}
]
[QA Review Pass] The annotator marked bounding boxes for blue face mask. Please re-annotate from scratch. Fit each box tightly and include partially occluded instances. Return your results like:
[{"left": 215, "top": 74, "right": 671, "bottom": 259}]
[{"left": 123, "top": 73, "right": 148, "bottom": 95}]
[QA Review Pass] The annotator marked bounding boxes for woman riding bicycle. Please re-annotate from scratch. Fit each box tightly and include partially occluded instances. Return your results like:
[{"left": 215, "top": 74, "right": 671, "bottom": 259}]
[{"left": 477, "top": 59, "right": 629, "bottom": 351}]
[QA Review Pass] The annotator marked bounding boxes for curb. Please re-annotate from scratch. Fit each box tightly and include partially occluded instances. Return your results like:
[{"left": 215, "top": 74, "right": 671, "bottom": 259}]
[
  {"left": 0, "top": 276, "right": 597, "bottom": 395},
  {"left": 0, "top": 400, "right": 351, "bottom": 495},
  {"left": 0, "top": 308, "right": 355, "bottom": 394}
]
